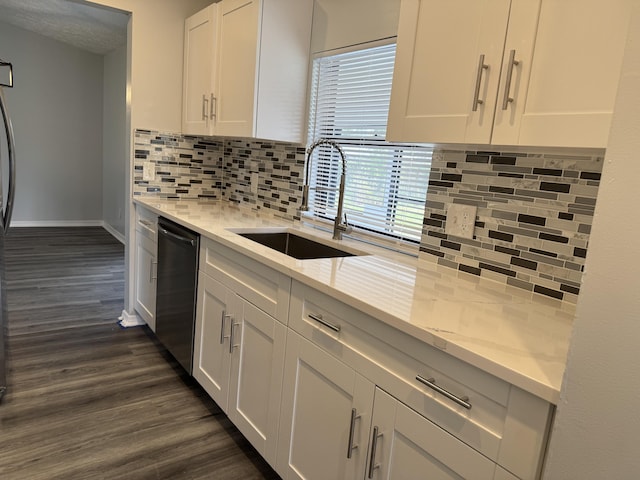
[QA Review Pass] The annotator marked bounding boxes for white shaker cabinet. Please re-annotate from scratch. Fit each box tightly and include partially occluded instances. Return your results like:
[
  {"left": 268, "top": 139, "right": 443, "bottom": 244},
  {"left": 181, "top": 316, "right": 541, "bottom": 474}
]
[
  {"left": 387, "top": 0, "right": 514, "bottom": 145},
  {"left": 134, "top": 206, "right": 157, "bottom": 330},
  {"left": 182, "top": 5, "right": 217, "bottom": 136},
  {"left": 193, "top": 272, "right": 235, "bottom": 408},
  {"left": 182, "top": 0, "right": 313, "bottom": 143},
  {"left": 276, "top": 331, "right": 375, "bottom": 480},
  {"left": 387, "top": 0, "right": 631, "bottom": 149},
  {"left": 285, "top": 279, "right": 553, "bottom": 480},
  {"left": 493, "top": 0, "right": 632, "bottom": 148},
  {"left": 193, "top": 271, "right": 287, "bottom": 468},
  {"left": 369, "top": 388, "right": 496, "bottom": 480},
  {"left": 193, "top": 238, "right": 290, "bottom": 468}
]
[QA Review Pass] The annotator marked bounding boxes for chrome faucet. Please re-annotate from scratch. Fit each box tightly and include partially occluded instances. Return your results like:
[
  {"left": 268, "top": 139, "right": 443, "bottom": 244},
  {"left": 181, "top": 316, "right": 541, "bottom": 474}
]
[{"left": 300, "top": 139, "right": 352, "bottom": 240}]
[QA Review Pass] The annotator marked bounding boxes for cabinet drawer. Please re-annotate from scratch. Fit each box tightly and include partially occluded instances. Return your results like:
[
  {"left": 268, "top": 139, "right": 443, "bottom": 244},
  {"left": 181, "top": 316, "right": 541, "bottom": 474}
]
[
  {"left": 200, "top": 238, "right": 291, "bottom": 323},
  {"left": 289, "top": 280, "right": 551, "bottom": 479},
  {"left": 135, "top": 205, "right": 157, "bottom": 242}
]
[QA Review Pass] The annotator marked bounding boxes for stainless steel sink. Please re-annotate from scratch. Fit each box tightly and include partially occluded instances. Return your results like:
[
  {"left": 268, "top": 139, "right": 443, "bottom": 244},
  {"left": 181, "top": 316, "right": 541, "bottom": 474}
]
[{"left": 237, "top": 231, "right": 358, "bottom": 260}]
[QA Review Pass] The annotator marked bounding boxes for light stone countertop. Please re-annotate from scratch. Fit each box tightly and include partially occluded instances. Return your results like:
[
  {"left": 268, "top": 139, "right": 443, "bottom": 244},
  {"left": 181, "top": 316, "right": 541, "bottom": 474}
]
[{"left": 134, "top": 197, "right": 575, "bottom": 404}]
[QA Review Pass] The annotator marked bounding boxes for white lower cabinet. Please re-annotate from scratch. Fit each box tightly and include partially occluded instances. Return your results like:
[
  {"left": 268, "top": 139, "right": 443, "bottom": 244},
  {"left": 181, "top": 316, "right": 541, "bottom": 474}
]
[
  {"left": 277, "top": 332, "right": 504, "bottom": 480},
  {"left": 370, "top": 387, "right": 496, "bottom": 480},
  {"left": 193, "top": 270, "right": 286, "bottom": 468},
  {"left": 282, "top": 280, "right": 552, "bottom": 480},
  {"left": 188, "top": 237, "right": 552, "bottom": 480},
  {"left": 134, "top": 206, "right": 157, "bottom": 330},
  {"left": 276, "top": 331, "right": 375, "bottom": 480}
]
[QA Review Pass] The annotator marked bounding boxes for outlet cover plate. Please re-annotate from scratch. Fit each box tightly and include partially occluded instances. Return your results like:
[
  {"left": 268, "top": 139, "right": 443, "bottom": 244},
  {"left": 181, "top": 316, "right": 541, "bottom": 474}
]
[
  {"left": 445, "top": 204, "right": 477, "bottom": 239},
  {"left": 142, "top": 161, "right": 155, "bottom": 181}
]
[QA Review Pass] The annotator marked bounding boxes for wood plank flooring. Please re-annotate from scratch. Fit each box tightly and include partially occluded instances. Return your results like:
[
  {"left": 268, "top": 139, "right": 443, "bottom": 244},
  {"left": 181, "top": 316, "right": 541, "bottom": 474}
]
[{"left": 0, "top": 227, "right": 280, "bottom": 480}]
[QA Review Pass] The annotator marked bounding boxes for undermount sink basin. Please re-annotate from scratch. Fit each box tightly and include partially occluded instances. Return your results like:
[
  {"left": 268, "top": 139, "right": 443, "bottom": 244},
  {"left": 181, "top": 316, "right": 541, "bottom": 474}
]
[{"left": 237, "top": 231, "right": 358, "bottom": 260}]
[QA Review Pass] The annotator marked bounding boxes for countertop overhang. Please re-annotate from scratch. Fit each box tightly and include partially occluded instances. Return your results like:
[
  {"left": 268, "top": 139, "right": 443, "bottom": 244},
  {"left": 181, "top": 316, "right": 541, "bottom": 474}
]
[{"left": 134, "top": 197, "right": 574, "bottom": 404}]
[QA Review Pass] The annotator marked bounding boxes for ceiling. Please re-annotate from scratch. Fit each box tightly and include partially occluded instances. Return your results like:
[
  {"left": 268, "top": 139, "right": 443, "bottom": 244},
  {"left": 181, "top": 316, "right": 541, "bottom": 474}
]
[{"left": 0, "top": 0, "right": 129, "bottom": 55}]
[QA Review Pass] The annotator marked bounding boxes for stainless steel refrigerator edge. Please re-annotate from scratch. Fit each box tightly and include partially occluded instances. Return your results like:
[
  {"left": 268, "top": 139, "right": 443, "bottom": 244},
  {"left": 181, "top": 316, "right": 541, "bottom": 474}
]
[{"left": 0, "top": 59, "right": 17, "bottom": 402}]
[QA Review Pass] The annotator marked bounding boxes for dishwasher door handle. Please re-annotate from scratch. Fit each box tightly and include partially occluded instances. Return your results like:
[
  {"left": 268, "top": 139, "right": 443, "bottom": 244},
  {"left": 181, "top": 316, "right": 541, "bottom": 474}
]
[{"left": 159, "top": 227, "right": 196, "bottom": 246}]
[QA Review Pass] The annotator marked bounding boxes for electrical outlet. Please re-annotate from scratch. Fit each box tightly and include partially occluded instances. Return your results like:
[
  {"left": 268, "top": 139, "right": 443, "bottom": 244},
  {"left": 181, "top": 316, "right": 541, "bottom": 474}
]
[
  {"left": 251, "top": 172, "right": 259, "bottom": 195},
  {"left": 445, "top": 204, "right": 477, "bottom": 239},
  {"left": 143, "top": 161, "right": 155, "bottom": 181}
]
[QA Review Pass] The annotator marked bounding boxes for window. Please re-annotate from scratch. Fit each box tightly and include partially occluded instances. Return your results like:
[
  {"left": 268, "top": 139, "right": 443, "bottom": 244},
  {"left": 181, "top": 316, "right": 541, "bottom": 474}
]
[{"left": 306, "top": 42, "right": 432, "bottom": 247}]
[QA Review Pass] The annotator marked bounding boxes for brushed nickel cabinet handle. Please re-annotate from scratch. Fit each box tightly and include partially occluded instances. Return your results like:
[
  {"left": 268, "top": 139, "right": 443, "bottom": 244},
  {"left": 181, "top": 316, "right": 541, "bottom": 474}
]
[
  {"left": 149, "top": 259, "right": 157, "bottom": 282},
  {"left": 308, "top": 313, "right": 341, "bottom": 332},
  {"left": 202, "top": 94, "right": 208, "bottom": 120},
  {"left": 346, "top": 408, "right": 361, "bottom": 459},
  {"left": 210, "top": 94, "right": 216, "bottom": 119},
  {"left": 501, "top": 49, "right": 519, "bottom": 110},
  {"left": 229, "top": 320, "right": 240, "bottom": 353},
  {"left": 220, "top": 311, "right": 231, "bottom": 344},
  {"left": 416, "top": 375, "right": 472, "bottom": 410},
  {"left": 472, "top": 54, "right": 489, "bottom": 112},
  {"left": 367, "top": 426, "right": 383, "bottom": 478}
]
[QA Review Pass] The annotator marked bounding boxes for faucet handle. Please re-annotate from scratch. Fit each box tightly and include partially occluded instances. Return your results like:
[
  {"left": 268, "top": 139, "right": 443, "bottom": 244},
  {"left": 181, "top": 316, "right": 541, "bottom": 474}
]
[{"left": 341, "top": 213, "right": 353, "bottom": 235}]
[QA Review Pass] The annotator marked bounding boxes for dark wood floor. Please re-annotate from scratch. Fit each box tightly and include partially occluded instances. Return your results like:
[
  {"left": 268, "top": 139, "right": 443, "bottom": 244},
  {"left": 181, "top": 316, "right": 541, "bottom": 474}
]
[{"left": 0, "top": 227, "right": 280, "bottom": 480}]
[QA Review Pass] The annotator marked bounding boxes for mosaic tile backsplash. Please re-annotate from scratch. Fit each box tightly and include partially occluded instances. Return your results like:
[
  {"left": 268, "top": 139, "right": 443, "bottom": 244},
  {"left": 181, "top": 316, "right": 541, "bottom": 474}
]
[
  {"left": 133, "top": 130, "right": 306, "bottom": 220},
  {"left": 134, "top": 130, "right": 224, "bottom": 199},
  {"left": 223, "top": 139, "right": 306, "bottom": 218},
  {"left": 419, "top": 149, "right": 604, "bottom": 303},
  {"left": 134, "top": 129, "right": 603, "bottom": 303}
]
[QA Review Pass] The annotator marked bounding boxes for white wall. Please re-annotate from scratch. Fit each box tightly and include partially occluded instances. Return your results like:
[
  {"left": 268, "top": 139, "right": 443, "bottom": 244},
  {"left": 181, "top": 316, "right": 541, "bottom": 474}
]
[
  {"left": 542, "top": 4, "right": 640, "bottom": 478},
  {"left": 86, "top": 0, "right": 215, "bottom": 314},
  {"left": 102, "top": 44, "right": 127, "bottom": 238},
  {"left": 311, "top": 0, "right": 401, "bottom": 53},
  {"left": 88, "top": 0, "right": 213, "bottom": 132},
  {"left": 0, "top": 21, "right": 103, "bottom": 224}
]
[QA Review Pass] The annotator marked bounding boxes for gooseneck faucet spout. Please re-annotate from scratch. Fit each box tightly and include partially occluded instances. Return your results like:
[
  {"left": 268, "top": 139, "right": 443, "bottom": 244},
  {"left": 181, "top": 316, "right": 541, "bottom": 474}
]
[{"left": 300, "top": 139, "right": 352, "bottom": 241}]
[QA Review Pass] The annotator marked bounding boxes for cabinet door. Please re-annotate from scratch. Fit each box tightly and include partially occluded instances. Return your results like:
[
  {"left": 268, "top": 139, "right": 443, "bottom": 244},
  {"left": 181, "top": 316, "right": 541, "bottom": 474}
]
[
  {"left": 369, "top": 388, "right": 497, "bottom": 480},
  {"left": 214, "top": 0, "right": 260, "bottom": 137},
  {"left": 387, "top": 0, "right": 511, "bottom": 144},
  {"left": 193, "top": 272, "right": 237, "bottom": 411},
  {"left": 134, "top": 234, "right": 156, "bottom": 330},
  {"left": 182, "top": 5, "right": 217, "bottom": 135},
  {"left": 499, "top": 0, "right": 632, "bottom": 148},
  {"left": 277, "top": 331, "right": 375, "bottom": 480},
  {"left": 228, "top": 301, "right": 286, "bottom": 468}
]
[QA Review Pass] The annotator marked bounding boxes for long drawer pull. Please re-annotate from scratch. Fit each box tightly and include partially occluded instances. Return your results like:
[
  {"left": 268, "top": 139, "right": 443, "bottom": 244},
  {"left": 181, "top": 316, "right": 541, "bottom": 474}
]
[
  {"left": 220, "top": 311, "right": 231, "bottom": 344},
  {"left": 367, "top": 426, "right": 382, "bottom": 479},
  {"left": 471, "top": 54, "right": 489, "bottom": 111},
  {"left": 308, "top": 313, "right": 341, "bottom": 332},
  {"left": 346, "top": 408, "right": 360, "bottom": 459},
  {"left": 138, "top": 219, "right": 156, "bottom": 233},
  {"left": 416, "top": 375, "right": 472, "bottom": 410},
  {"left": 501, "top": 49, "right": 519, "bottom": 110},
  {"left": 229, "top": 320, "right": 240, "bottom": 354},
  {"left": 202, "top": 94, "right": 208, "bottom": 120}
]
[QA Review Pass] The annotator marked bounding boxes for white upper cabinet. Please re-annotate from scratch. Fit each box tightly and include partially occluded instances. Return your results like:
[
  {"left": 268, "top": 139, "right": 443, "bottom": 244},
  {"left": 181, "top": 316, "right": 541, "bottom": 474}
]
[
  {"left": 387, "top": 0, "right": 513, "bottom": 145},
  {"left": 182, "top": 5, "right": 217, "bottom": 136},
  {"left": 494, "top": 0, "right": 632, "bottom": 148},
  {"left": 387, "top": 0, "right": 632, "bottom": 149},
  {"left": 182, "top": 0, "right": 313, "bottom": 143}
]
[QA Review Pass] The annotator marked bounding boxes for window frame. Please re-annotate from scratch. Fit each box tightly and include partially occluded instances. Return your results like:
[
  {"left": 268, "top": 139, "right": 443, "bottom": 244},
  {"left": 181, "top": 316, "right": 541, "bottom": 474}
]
[{"left": 303, "top": 39, "right": 432, "bottom": 254}]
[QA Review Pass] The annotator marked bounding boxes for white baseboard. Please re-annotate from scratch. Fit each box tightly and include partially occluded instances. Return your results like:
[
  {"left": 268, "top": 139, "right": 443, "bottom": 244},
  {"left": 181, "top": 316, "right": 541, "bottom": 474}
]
[
  {"left": 118, "top": 310, "right": 145, "bottom": 328},
  {"left": 102, "top": 222, "right": 126, "bottom": 244},
  {"left": 10, "top": 220, "right": 126, "bottom": 245},
  {"left": 11, "top": 220, "right": 104, "bottom": 227}
]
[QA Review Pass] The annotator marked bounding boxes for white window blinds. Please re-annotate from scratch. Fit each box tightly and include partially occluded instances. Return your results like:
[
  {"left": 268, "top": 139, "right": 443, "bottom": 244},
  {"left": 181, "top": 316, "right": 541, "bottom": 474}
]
[{"left": 307, "top": 43, "right": 432, "bottom": 244}]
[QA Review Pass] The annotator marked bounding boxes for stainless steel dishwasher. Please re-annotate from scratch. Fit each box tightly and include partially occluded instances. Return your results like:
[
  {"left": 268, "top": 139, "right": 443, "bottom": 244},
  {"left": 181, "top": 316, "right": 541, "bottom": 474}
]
[{"left": 155, "top": 217, "right": 200, "bottom": 374}]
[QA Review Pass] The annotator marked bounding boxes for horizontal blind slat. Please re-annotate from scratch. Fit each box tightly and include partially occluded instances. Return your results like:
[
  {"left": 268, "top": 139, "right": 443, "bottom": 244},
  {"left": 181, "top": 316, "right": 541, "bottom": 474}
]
[{"left": 308, "top": 43, "right": 432, "bottom": 244}]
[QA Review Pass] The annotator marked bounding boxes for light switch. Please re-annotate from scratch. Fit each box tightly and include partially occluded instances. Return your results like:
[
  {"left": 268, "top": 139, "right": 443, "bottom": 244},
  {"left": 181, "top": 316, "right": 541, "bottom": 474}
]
[{"left": 445, "top": 204, "right": 477, "bottom": 239}]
